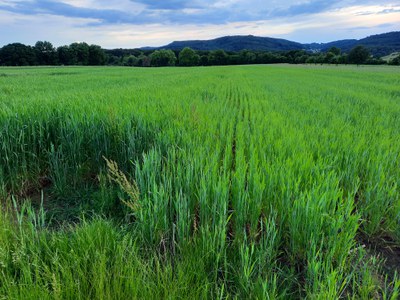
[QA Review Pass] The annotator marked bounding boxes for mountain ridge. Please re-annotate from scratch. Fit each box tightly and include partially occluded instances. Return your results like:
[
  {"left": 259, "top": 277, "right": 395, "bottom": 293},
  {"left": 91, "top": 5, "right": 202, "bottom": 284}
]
[{"left": 147, "top": 31, "right": 400, "bottom": 57}]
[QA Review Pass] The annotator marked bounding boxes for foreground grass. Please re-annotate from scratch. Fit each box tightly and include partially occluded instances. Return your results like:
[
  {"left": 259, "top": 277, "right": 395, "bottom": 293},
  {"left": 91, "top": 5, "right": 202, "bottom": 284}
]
[
  {"left": 0, "top": 205, "right": 214, "bottom": 299},
  {"left": 0, "top": 65, "right": 400, "bottom": 299}
]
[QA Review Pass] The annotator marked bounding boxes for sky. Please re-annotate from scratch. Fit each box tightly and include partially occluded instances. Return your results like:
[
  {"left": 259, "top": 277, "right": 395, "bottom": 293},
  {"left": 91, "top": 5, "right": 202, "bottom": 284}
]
[{"left": 0, "top": 0, "right": 399, "bottom": 48}]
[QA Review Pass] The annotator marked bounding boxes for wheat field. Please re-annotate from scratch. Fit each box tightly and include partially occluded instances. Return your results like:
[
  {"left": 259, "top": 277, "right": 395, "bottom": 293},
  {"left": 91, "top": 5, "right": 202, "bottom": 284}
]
[{"left": 0, "top": 65, "right": 399, "bottom": 299}]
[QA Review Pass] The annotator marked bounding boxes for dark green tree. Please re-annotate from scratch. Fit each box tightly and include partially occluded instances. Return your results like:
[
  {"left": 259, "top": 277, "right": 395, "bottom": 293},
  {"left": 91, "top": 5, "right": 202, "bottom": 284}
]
[
  {"left": 339, "top": 54, "right": 348, "bottom": 64},
  {"left": 365, "top": 57, "right": 385, "bottom": 65},
  {"left": 305, "top": 56, "right": 317, "bottom": 64},
  {"left": 88, "top": 44, "right": 107, "bottom": 65},
  {"left": 107, "top": 55, "right": 122, "bottom": 65},
  {"left": 285, "top": 50, "right": 305, "bottom": 64},
  {"left": 348, "top": 45, "right": 370, "bottom": 65},
  {"left": 388, "top": 54, "right": 400, "bottom": 65},
  {"left": 35, "top": 41, "right": 57, "bottom": 65},
  {"left": 239, "top": 50, "right": 256, "bottom": 64},
  {"left": 0, "top": 43, "right": 36, "bottom": 66},
  {"left": 123, "top": 55, "right": 138, "bottom": 66},
  {"left": 178, "top": 47, "right": 200, "bottom": 66},
  {"left": 228, "top": 54, "right": 241, "bottom": 65},
  {"left": 328, "top": 47, "right": 341, "bottom": 56},
  {"left": 137, "top": 54, "right": 151, "bottom": 67},
  {"left": 199, "top": 55, "right": 209, "bottom": 66},
  {"left": 150, "top": 50, "right": 176, "bottom": 67},
  {"left": 69, "top": 42, "right": 90, "bottom": 65},
  {"left": 295, "top": 54, "right": 308, "bottom": 64},
  {"left": 324, "top": 52, "right": 335, "bottom": 64},
  {"left": 208, "top": 49, "right": 228, "bottom": 65},
  {"left": 257, "top": 52, "right": 281, "bottom": 64},
  {"left": 57, "top": 45, "right": 73, "bottom": 65}
]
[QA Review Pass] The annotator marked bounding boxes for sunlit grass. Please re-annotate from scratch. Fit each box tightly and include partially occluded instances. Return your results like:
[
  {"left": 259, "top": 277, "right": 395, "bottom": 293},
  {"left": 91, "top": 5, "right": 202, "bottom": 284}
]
[{"left": 0, "top": 65, "right": 399, "bottom": 299}]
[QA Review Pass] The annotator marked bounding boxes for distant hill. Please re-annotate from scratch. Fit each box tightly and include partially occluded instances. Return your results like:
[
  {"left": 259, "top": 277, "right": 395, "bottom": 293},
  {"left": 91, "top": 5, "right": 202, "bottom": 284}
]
[
  {"left": 304, "top": 39, "right": 357, "bottom": 52},
  {"left": 161, "top": 35, "right": 304, "bottom": 52},
  {"left": 309, "top": 32, "right": 400, "bottom": 56},
  {"left": 349, "top": 32, "right": 400, "bottom": 57},
  {"left": 152, "top": 31, "right": 400, "bottom": 57}
]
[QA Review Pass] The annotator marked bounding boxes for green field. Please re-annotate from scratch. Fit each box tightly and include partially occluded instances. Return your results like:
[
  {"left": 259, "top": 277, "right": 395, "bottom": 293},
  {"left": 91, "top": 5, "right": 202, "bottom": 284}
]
[{"left": 1, "top": 65, "right": 399, "bottom": 299}]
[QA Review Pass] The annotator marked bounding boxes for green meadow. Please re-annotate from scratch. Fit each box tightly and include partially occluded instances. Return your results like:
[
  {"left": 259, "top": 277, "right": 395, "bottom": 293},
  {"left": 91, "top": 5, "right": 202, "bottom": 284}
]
[{"left": 0, "top": 65, "right": 399, "bottom": 299}]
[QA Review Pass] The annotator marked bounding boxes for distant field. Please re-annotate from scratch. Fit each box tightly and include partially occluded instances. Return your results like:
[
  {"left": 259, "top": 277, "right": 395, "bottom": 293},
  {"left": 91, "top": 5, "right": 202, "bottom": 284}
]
[
  {"left": 1, "top": 65, "right": 399, "bottom": 299},
  {"left": 382, "top": 52, "right": 400, "bottom": 62}
]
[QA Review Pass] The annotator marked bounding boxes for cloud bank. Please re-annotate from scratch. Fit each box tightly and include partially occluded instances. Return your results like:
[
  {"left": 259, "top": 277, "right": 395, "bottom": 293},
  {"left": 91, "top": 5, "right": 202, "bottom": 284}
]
[{"left": 0, "top": 0, "right": 399, "bottom": 48}]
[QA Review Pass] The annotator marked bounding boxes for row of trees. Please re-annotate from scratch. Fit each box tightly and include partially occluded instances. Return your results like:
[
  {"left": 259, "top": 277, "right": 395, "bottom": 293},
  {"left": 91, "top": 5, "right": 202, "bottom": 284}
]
[
  {"left": 0, "top": 41, "right": 107, "bottom": 66},
  {"left": 111, "top": 46, "right": 396, "bottom": 67},
  {"left": 1, "top": 41, "right": 399, "bottom": 67},
  {"left": 106, "top": 45, "right": 400, "bottom": 67}
]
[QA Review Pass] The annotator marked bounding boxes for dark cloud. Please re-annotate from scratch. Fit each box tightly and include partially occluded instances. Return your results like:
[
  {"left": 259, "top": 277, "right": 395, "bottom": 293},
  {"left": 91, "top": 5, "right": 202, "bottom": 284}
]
[
  {"left": 357, "top": 8, "right": 400, "bottom": 16},
  {"left": 0, "top": 0, "right": 399, "bottom": 27},
  {"left": 273, "top": 0, "right": 335, "bottom": 17},
  {"left": 130, "top": 0, "right": 204, "bottom": 10},
  {"left": 0, "top": 0, "right": 252, "bottom": 25},
  {"left": 378, "top": 8, "right": 400, "bottom": 14},
  {"left": 0, "top": 0, "right": 156, "bottom": 24}
]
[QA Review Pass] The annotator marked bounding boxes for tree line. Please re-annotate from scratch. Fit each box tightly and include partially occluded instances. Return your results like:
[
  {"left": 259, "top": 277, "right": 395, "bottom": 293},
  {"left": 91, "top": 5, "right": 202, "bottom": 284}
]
[
  {"left": 0, "top": 41, "right": 106, "bottom": 66},
  {"left": 1, "top": 41, "right": 399, "bottom": 67}
]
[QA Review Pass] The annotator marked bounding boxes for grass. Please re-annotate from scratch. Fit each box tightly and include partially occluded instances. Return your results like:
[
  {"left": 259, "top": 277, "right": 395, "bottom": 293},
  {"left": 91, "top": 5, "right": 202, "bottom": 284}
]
[{"left": 0, "top": 64, "right": 399, "bottom": 299}]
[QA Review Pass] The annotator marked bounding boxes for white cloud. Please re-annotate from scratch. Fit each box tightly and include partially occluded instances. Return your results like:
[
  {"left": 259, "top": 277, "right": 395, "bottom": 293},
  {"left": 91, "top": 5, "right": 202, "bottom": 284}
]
[
  {"left": 61, "top": 0, "right": 145, "bottom": 11},
  {"left": 0, "top": 1, "right": 399, "bottom": 47}
]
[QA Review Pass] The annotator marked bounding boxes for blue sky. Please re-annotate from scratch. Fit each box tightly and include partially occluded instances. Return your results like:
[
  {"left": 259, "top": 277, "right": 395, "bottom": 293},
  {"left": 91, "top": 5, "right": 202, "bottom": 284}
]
[{"left": 0, "top": 0, "right": 399, "bottom": 48}]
